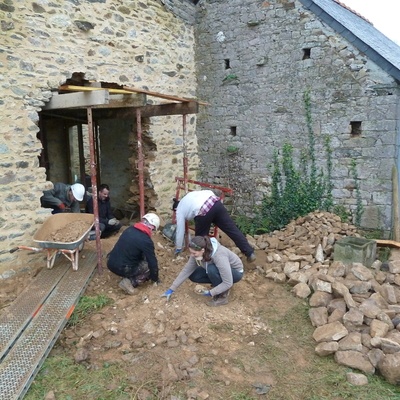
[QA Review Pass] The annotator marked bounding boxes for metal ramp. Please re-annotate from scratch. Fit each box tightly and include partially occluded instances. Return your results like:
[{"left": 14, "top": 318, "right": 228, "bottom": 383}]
[{"left": 0, "top": 250, "right": 97, "bottom": 400}]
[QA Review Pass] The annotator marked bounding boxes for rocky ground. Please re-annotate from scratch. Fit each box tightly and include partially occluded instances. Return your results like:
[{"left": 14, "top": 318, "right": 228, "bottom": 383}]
[{"left": 2, "top": 211, "right": 400, "bottom": 399}]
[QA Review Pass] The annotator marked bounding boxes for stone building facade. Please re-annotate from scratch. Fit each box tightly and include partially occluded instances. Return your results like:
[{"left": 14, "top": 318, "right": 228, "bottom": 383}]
[
  {"left": 0, "top": 0, "right": 199, "bottom": 275},
  {"left": 1, "top": 0, "right": 400, "bottom": 276},
  {"left": 194, "top": 0, "right": 400, "bottom": 233}
]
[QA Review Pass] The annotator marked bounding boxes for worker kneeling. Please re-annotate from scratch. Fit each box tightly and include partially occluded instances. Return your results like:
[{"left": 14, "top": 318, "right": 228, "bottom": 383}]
[
  {"left": 107, "top": 213, "right": 160, "bottom": 295},
  {"left": 162, "top": 235, "right": 244, "bottom": 307}
]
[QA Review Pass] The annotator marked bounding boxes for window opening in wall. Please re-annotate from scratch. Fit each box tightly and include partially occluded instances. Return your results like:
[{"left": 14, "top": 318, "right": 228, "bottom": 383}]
[
  {"left": 350, "top": 121, "right": 362, "bottom": 136},
  {"left": 224, "top": 59, "right": 231, "bottom": 69},
  {"left": 230, "top": 126, "right": 237, "bottom": 136},
  {"left": 302, "top": 48, "right": 311, "bottom": 60}
]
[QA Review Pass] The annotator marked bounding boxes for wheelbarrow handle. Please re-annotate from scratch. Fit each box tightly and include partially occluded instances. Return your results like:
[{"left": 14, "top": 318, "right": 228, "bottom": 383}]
[{"left": 10, "top": 246, "right": 43, "bottom": 253}]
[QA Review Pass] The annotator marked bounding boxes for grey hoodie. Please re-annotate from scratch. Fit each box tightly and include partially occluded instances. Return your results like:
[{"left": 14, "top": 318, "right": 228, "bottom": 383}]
[{"left": 170, "top": 237, "right": 244, "bottom": 296}]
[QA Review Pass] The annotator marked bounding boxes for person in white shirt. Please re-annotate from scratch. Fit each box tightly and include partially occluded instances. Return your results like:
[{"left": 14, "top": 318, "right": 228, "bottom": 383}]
[{"left": 173, "top": 190, "right": 255, "bottom": 262}]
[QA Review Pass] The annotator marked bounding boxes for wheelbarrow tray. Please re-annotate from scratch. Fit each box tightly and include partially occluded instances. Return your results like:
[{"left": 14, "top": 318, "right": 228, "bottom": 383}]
[{"left": 33, "top": 213, "right": 94, "bottom": 250}]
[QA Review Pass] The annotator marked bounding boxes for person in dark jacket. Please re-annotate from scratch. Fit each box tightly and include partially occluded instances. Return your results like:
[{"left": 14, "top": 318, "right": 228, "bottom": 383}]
[
  {"left": 85, "top": 184, "right": 121, "bottom": 238},
  {"left": 40, "top": 182, "right": 85, "bottom": 214},
  {"left": 107, "top": 213, "right": 161, "bottom": 295}
]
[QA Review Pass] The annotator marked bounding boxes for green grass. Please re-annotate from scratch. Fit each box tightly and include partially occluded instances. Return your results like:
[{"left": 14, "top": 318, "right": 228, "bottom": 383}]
[
  {"left": 67, "top": 294, "right": 113, "bottom": 327},
  {"left": 25, "top": 357, "right": 131, "bottom": 400}
]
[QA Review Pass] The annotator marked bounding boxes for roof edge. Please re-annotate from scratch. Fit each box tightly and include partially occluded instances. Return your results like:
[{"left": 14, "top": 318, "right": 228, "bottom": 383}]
[{"left": 298, "top": 0, "right": 400, "bottom": 82}]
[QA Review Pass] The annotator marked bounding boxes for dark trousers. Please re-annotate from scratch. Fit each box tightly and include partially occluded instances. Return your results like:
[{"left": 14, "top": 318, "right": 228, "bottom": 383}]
[
  {"left": 194, "top": 201, "right": 253, "bottom": 257},
  {"left": 101, "top": 222, "right": 122, "bottom": 238},
  {"left": 189, "top": 263, "right": 243, "bottom": 287},
  {"left": 107, "top": 259, "right": 149, "bottom": 280}
]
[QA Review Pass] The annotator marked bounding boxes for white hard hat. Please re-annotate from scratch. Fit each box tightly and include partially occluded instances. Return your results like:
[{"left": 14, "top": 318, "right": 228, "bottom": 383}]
[
  {"left": 71, "top": 183, "right": 85, "bottom": 201},
  {"left": 142, "top": 213, "right": 160, "bottom": 231}
]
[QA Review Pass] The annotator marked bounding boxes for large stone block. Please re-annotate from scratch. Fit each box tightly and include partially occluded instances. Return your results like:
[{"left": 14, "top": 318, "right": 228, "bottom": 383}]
[{"left": 333, "top": 237, "right": 377, "bottom": 267}]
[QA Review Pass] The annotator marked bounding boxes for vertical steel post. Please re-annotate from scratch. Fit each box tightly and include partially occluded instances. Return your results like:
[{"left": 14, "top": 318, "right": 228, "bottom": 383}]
[
  {"left": 87, "top": 107, "right": 103, "bottom": 273},
  {"left": 182, "top": 114, "right": 188, "bottom": 192},
  {"left": 136, "top": 108, "right": 145, "bottom": 218}
]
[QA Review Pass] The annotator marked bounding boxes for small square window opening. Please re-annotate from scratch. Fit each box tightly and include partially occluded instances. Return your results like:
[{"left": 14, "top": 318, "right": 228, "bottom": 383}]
[
  {"left": 350, "top": 121, "right": 362, "bottom": 136},
  {"left": 302, "top": 48, "right": 311, "bottom": 60}
]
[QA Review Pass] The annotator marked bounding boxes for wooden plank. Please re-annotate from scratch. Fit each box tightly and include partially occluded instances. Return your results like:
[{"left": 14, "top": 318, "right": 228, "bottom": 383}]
[
  {"left": 59, "top": 85, "right": 135, "bottom": 95},
  {"left": 43, "top": 90, "right": 109, "bottom": 110},
  {"left": 392, "top": 165, "right": 400, "bottom": 241},
  {"left": 58, "top": 84, "right": 208, "bottom": 106},
  {"left": 123, "top": 85, "right": 209, "bottom": 105},
  {"left": 376, "top": 239, "right": 400, "bottom": 248}
]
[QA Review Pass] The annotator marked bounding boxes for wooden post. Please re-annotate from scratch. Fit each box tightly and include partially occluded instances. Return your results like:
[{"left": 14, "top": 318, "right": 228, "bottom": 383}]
[{"left": 392, "top": 165, "right": 400, "bottom": 240}]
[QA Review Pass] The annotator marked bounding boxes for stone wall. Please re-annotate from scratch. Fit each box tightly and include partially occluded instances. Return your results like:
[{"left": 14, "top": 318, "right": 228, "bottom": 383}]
[
  {"left": 194, "top": 0, "right": 400, "bottom": 232},
  {"left": 160, "top": 0, "right": 197, "bottom": 24},
  {"left": 0, "top": 0, "right": 199, "bottom": 275}
]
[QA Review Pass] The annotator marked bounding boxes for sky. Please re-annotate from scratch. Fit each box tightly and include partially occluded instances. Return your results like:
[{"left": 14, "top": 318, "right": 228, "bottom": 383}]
[{"left": 340, "top": 0, "right": 400, "bottom": 44}]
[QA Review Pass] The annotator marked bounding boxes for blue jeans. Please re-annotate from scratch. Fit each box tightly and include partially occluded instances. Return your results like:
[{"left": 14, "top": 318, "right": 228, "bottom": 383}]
[{"left": 188, "top": 263, "right": 243, "bottom": 287}]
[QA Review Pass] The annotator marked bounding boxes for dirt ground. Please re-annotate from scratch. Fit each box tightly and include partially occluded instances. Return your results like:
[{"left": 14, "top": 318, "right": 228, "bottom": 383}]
[{"left": 0, "top": 223, "right": 368, "bottom": 399}]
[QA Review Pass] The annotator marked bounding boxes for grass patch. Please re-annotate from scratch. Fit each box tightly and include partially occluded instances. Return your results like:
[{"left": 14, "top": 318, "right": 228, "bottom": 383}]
[
  {"left": 25, "top": 356, "right": 131, "bottom": 400},
  {"left": 208, "top": 322, "right": 234, "bottom": 332},
  {"left": 250, "top": 299, "right": 400, "bottom": 400},
  {"left": 67, "top": 294, "right": 113, "bottom": 327}
]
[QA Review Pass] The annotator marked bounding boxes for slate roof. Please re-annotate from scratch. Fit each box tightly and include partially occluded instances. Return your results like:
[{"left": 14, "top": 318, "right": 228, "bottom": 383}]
[{"left": 299, "top": 0, "right": 400, "bottom": 81}]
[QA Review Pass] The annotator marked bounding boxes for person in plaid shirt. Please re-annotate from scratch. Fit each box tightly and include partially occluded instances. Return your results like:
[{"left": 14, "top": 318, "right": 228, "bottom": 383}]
[{"left": 173, "top": 189, "right": 256, "bottom": 262}]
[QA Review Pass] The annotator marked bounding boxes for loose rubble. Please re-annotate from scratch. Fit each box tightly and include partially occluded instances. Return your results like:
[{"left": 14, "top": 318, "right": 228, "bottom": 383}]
[{"left": 252, "top": 211, "right": 400, "bottom": 385}]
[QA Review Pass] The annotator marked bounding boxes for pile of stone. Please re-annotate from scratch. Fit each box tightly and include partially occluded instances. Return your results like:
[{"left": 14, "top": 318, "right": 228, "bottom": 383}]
[{"left": 251, "top": 211, "right": 400, "bottom": 385}]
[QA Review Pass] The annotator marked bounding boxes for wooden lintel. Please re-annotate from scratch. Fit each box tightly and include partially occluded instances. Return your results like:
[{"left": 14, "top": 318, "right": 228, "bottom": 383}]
[
  {"left": 93, "top": 93, "right": 146, "bottom": 109},
  {"left": 43, "top": 90, "right": 109, "bottom": 110},
  {"left": 138, "top": 101, "right": 199, "bottom": 117},
  {"left": 57, "top": 84, "right": 208, "bottom": 106}
]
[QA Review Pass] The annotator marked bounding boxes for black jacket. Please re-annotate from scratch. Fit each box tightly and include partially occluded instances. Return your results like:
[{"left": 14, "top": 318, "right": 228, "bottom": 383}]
[
  {"left": 85, "top": 196, "right": 114, "bottom": 225},
  {"left": 107, "top": 225, "right": 159, "bottom": 282}
]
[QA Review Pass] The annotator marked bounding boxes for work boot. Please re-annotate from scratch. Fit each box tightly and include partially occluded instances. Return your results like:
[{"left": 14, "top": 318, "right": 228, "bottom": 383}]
[
  {"left": 118, "top": 278, "right": 136, "bottom": 295},
  {"left": 247, "top": 252, "right": 256, "bottom": 263},
  {"left": 208, "top": 290, "right": 230, "bottom": 307}
]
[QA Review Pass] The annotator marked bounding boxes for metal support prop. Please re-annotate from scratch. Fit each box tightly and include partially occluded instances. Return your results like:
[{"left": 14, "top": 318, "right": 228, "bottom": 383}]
[
  {"left": 182, "top": 114, "right": 189, "bottom": 246},
  {"left": 87, "top": 107, "right": 103, "bottom": 273},
  {"left": 137, "top": 108, "right": 145, "bottom": 218},
  {"left": 182, "top": 114, "right": 188, "bottom": 193}
]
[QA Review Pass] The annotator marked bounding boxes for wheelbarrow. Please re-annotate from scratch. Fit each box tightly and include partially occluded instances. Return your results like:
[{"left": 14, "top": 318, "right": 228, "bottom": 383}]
[{"left": 10, "top": 213, "right": 94, "bottom": 271}]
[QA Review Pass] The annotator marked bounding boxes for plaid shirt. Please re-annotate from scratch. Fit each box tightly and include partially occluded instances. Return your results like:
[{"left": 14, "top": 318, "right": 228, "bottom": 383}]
[{"left": 198, "top": 195, "right": 219, "bottom": 216}]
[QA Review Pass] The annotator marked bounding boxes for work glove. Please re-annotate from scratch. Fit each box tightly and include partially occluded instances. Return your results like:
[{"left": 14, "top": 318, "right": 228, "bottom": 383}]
[
  {"left": 161, "top": 289, "right": 174, "bottom": 301},
  {"left": 58, "top": 203, "right": 66, "bottom": 211},
  {"left": 200, "top": 289, "right": 212, "bottom": 297},
  {"left": 108, "top": 218, "right": 118, "bottom": 226}
]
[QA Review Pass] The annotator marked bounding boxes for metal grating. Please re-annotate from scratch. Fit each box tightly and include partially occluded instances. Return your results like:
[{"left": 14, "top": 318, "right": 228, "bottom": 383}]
[
  {"left": 0, "top": 251, "right": 97, "bottom": 400},
  {"left": 0, "top": 264, "right": 69, "bottom": 361}
]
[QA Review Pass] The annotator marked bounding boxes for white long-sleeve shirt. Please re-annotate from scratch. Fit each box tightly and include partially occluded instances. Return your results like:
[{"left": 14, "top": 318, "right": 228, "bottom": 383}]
[{"left": 175, "top": 190, "right": 216, "bottom": 249}]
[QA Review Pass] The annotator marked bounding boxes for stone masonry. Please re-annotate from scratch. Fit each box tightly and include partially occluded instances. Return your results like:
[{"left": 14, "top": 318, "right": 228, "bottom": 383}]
[
  {"left": 2, "top": 0, "right": 400, "bottom": 276},
  {"left": 0, "top": 0, "right": 199, "bottom": 275},
  {"left": 194, "top": 0, "right": 400, "bottom": 231}
]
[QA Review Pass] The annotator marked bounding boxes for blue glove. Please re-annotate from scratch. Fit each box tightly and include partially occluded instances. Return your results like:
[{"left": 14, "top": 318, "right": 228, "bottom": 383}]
[
  {"left": 174, "top": 248, "right": 182, "bottom": 256},
  {"left": 161, "top": 289, "right": 174, "bottom": 301},
  {"left": 200, "top": 290, "right": 212, "bottom": 297}
]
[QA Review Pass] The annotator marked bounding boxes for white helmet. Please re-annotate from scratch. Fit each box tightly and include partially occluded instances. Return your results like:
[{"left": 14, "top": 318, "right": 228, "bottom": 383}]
[
  {"left": 143, "top": 213, "right": 160, "bottom": 231},
  {"left": 71, "top": 183, "right": 85, "bottom": 201}
]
